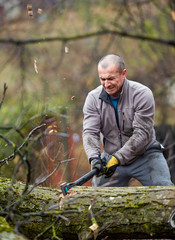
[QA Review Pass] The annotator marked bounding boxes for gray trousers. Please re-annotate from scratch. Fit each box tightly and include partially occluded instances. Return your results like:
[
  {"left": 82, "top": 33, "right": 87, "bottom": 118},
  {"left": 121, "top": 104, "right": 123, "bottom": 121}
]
[{"left": 93, "top": 150, "right": 174, "bottom": 187}]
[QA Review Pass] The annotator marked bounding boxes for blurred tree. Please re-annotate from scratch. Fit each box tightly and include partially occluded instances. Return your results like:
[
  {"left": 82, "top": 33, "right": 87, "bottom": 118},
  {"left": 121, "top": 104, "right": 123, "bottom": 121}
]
[
  {"left": 0, "top": 3, "right": 175, "bottom": 238},
  {"left": 0, "top": 0, "right": 175, "bottom": 181},
  {"left": 0, "top": 0, "right": 174, "bottom": 121}
]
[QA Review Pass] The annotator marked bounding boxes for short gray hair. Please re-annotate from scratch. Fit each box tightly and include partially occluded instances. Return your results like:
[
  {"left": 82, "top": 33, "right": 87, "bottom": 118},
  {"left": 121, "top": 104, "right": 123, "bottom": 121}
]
[{"left": 98, "top": 54, "right": 126, "bottom": 73}]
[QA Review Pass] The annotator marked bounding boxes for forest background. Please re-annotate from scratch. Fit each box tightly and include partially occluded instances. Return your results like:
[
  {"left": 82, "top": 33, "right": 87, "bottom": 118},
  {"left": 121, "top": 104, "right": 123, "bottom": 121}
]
[{"left": 0, "top": 0, "right": 175, "bottom": 188}]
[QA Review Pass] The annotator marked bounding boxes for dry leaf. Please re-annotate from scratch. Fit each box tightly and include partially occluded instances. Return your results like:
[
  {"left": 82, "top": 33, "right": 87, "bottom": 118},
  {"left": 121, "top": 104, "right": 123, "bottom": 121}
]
[
  {"left": 88, "top": 205, "right": 99, "bottom": 239},
  {"left": 89, "top": 223, "right": 98, "bottom": 232},
  {"left": 71, "top": 96, "right": 75, "bottom": 100},
  {"left": 89, "top": 223, "right": 99, "bottom": 240}
]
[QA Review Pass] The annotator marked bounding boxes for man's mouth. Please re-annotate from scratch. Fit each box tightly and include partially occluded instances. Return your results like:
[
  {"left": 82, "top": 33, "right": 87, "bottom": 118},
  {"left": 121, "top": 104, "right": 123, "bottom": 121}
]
[{"left": 106, "top": 87, "right": 114, "bottom": 91}]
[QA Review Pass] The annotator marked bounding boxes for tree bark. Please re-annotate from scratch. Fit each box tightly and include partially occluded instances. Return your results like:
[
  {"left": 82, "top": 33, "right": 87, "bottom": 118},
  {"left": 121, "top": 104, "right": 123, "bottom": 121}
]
[{"left": 0, "top": 177, "right": 175, "bottom": 240}]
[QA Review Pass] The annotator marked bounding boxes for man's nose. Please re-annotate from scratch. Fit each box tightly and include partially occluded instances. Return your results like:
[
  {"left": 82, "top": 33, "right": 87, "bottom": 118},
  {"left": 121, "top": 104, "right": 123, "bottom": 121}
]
[{"left": 104, "top": 80, "right": 110, "bottom": 87}]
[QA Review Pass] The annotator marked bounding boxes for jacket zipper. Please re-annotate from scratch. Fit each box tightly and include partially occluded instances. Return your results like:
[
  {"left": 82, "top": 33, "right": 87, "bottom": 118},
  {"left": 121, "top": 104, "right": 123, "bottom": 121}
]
[
  {"left": 117, "top": 99, "right": 123, "bottom": 148},
  {"left": 114, "top": 106, "right": 123, "bottom": 148},
  {"left": 118, "top": 129, "right": 122, "bottom": 148},
  {"left": 123, "top": 112, "right": 125, "bottom": 131}
]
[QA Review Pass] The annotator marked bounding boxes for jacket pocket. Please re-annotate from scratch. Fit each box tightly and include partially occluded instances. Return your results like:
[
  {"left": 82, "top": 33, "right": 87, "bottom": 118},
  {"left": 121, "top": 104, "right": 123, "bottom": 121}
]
[{"left": 119, "top": 108, "right": 134, "bottom": 133}]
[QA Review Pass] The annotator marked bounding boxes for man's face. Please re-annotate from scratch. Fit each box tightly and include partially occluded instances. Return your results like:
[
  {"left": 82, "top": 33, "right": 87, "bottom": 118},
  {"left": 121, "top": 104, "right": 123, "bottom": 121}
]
[{"left": 98, "top": 64, "right": 127, "bottom": 98}]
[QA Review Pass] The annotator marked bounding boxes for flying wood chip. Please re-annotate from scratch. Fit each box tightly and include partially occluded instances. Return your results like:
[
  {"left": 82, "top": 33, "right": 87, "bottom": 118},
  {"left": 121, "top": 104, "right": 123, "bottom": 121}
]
[
  {"left": 65, "top": 46, "right": 69, "bottom": 53},
  {"left": 27, "top": 4, "right": 34, "bottom": 18},
  {"left": 37, "top": 8, "right": 43, "bottom": 14},
  {"left": 34, "top": 60, "right": 38, "bottom": 73},
  {"left": 171, "top": 10, "right": 175, "bottom": 21}
]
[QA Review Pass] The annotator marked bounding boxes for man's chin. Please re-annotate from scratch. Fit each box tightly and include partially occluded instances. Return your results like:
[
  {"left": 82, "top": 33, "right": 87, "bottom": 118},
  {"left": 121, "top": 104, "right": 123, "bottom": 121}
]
[
  {"left": 106, "top": 89, "right": 114, "bottom": 94},
  {"left": 108, "top": 91, "right": 120, "bottom": 98},
  {"left": 107, "top": 90, "right": 115, "bottom": 96}
]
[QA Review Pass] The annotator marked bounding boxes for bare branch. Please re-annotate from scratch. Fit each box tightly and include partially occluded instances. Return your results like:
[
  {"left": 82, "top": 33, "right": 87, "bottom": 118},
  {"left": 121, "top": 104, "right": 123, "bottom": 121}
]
[{"left": 0, "top": 29, "right": 175, "bottom": 47}]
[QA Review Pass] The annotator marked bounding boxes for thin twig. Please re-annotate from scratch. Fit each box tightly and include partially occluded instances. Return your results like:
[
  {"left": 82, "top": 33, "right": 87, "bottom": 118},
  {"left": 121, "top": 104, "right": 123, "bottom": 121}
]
[
  {"left": 0, "top": 126, "right": 25, "bottom": 139},
  {"left": 0, "top": 83, "right": 8, "bottom": 109},
  {"left": 0, "top": 124, "right": 45, "bottom": 167}
]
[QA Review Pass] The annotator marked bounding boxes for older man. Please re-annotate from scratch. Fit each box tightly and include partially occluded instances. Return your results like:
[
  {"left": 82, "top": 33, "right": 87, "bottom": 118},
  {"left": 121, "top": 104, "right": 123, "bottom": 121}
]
[{"left": 83, "top": 54, "right": 173, "bottom": 186}]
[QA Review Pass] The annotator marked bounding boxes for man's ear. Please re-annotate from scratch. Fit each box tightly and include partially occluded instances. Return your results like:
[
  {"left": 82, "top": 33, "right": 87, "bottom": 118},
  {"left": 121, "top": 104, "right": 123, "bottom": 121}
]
[{"left": 123, "top": 69, "right": 127, "bottom": 77}]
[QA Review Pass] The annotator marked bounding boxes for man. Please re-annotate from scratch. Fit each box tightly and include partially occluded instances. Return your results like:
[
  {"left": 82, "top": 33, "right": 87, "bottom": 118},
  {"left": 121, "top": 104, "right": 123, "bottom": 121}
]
[{"left": 83, "top": 54, "right": 173, "bottom": 187}]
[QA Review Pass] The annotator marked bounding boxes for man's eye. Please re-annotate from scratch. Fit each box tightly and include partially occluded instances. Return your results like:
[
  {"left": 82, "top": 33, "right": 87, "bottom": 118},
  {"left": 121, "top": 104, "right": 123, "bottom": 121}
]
[{"left": 100, "top": 78, "right": 114, "bottom": 81}]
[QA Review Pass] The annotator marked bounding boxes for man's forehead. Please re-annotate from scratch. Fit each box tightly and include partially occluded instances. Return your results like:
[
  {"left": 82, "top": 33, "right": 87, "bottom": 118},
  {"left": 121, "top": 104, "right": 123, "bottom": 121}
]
[
  {"left": 98, "top": 63, "right": 119, "bottom": 73},
  {"left": 98, "top": 70, "right": 118, "bottom": 80}
]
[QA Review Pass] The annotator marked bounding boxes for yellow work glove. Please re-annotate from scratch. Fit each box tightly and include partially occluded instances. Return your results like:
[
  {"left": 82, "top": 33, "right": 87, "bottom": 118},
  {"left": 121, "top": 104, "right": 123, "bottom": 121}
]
[{"left": 105, "top": 155, "right": 119, "bottom": 178}]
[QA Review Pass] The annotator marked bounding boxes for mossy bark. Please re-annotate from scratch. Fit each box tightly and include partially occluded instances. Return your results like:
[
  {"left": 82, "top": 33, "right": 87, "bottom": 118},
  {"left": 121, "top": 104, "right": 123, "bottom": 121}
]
[
  {"left": 0, "top": 177, "right": 175, "bottom": 240},
  {"left": 0, "top": 216, "right": 28, "bottom": 240}
]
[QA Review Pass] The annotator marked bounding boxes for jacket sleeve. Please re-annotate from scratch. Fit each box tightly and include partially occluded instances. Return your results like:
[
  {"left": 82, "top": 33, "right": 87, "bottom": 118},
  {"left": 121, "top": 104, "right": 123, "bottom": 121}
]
[
  {"left": 114, "top": 88, "right": 155, "bottom": 165},
  {"left": 82, "top": 93, "right": 101, "bottom": 161}
]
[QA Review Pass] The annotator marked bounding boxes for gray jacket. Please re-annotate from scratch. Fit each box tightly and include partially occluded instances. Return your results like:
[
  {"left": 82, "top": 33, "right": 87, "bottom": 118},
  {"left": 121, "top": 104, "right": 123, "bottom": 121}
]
[{"left": 83, "top": 78, "right": 156, "bottom": 165}]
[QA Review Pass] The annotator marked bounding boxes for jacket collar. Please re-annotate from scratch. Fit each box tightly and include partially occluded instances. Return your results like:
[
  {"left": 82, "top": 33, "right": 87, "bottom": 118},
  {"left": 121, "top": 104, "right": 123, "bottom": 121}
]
[
  {"left": 99, "top": 88, "right": 111, "bottom": 104},
  {"left": 99, "top": 78, "right": 127, "bottom": 104}
]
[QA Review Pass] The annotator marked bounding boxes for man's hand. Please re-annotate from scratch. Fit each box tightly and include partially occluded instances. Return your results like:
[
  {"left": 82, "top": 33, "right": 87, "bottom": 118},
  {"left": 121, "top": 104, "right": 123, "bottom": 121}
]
[
  {"left": 90, "top": 157, "right": 102, "bottom": 173},
  {"left": 90, "top": 157, "right": 106, "bottom": 177},
  {"left": 105, "top": 155, "right": 119, "bottom": 178}
]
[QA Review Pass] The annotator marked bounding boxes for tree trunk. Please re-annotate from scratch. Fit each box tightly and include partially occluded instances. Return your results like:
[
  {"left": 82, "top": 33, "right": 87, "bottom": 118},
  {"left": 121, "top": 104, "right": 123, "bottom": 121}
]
[{"left": 0, "top": 177, "right": 175, "bottom": 240}]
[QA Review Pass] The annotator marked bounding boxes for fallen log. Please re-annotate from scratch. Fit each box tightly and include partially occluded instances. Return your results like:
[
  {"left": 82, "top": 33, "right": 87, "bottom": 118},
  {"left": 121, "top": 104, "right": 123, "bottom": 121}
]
[{"left": 0, "top": 177, "right": 175, "bottom": 240}]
